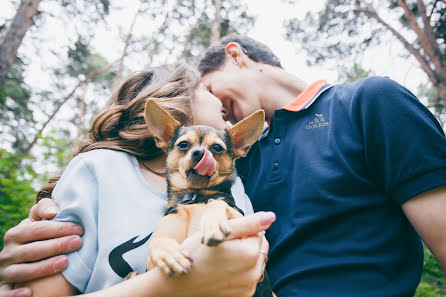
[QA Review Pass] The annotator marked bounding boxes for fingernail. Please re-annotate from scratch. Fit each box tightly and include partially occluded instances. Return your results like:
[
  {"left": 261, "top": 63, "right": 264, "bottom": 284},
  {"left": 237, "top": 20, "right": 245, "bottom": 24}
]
[
  {"left": 46, "top": 206, "right": 58, "bottom": 215},
  {"left": 14, "top": 288, "right": 30, "bottom": 297},
  {"left": 68, "top": 236, "right": 82, "bottom": 251},
  {"left": 73, "top": 225, "right": 84, "bottom": 235},
  {"left": 260, "top": 212, "right": 276, "bottom": 226},
  {"left": 53, "top": 257, "right": 68, "bottom": 272},
  {"left": 14, "top": 289, "right": 31, "bottom": 297}
]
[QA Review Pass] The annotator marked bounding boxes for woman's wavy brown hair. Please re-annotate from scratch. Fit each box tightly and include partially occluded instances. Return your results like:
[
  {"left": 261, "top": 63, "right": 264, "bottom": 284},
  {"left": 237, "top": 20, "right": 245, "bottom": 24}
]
[{"left": 37, "top": 63, "right": 198, "bottom": 201}]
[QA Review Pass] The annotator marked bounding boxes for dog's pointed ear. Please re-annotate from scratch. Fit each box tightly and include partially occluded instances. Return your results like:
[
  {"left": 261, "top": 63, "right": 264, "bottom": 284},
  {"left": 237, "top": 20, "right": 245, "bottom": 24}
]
[
  {"left": 226, "top": 110, "right": 265, "bottom": 159},
  {"left": 145, "top": 99, "right": 181, "bottom": 150}
]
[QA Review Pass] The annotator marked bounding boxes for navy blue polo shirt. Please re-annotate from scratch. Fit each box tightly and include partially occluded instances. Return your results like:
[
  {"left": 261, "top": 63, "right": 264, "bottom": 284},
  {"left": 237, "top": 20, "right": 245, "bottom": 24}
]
[{"left": 237, "top": 77, "right": 446, "bottom": 297}]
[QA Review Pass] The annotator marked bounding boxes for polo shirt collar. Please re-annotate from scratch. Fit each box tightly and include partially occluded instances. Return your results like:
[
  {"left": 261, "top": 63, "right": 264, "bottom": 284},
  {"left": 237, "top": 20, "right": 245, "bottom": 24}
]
[{"left": 282, "top": 80, "right": 331, "bottom": 112}]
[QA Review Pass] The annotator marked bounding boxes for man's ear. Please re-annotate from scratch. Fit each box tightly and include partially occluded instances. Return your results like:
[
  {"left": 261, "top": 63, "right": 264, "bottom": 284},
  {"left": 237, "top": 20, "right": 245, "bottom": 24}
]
[
  {"left": 225, "top": 42, "right": 244, "bottom": 68},
  {"left": 226, "top": 110, "right": 265, "bottom": 159},
  {"left": 144, "top": 99, "right": 180, "bottom": 150}
]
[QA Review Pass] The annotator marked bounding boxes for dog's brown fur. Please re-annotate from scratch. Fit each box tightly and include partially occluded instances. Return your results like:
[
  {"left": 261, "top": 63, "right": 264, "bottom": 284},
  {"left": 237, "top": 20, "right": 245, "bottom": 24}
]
[{"left": 143, "top": 99, "right": 265, "bottom": 277}]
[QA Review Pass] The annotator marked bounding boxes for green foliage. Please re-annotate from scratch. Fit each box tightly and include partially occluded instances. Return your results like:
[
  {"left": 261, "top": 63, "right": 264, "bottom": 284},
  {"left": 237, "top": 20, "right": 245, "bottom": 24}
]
[
  {"left": 38, "top": 130, "right": 72, "bottom": 169},
  {"left": 182, "top": 0, "right": 255, "bottom": 64},
  {"left": 63, "top": 36, "right": 114, "bottom": 87},
  {"left": 58, "top": 0, "right": 110, "bottom": 21},
  {"left": 0, "top": 129, "right": 72, "bottom": 251},
  {"left": 0, "top": 58, "right": 34, "bottom": 153},
  {"left": 415, "top": 246, "right": 446, "bottom": 296},
  {"left": 338, "top": 63, "right": 373, "bottom": 83},
  {"left": 0, "top": 149, "right": 36, "bottom": 250}
]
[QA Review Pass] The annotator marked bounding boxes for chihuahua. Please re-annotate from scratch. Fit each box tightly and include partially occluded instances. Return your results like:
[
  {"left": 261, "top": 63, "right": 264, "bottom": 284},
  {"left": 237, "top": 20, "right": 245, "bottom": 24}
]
[{"left": 143, "top": 99, "right": 271, "bottom": 296}]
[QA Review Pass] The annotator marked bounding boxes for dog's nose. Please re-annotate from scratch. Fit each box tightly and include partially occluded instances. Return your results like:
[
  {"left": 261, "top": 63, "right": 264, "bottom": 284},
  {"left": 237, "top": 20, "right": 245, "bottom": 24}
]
[{"left": 191, "top": 148, "right": 204, "bottom": 161}]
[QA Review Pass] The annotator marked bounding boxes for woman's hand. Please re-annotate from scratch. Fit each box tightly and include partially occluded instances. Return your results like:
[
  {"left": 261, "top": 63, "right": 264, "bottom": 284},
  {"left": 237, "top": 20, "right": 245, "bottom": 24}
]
[
  {"left": 163, "top": 211, "right": 275, "bottom": 297},
  {"left": 0, "top": 199, "right": 83, "bottom": 297}
]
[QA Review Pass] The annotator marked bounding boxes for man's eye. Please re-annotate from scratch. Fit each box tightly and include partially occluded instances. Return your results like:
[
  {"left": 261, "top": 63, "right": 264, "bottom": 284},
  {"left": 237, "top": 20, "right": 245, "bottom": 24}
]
[
  {"left": 177, "top": 141, "right": 190, "bottom": 151},
  {"left": 211, "top": 144, "right": 224, "bottom": 153}
]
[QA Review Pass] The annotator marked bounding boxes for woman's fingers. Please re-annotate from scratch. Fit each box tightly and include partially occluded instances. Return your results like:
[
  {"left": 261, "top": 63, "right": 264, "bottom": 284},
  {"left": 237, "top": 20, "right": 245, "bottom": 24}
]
[
  {"left": 4, "top": 221, "right": 83, "bottom": 245},
  {"left": 226, "top": 211, "right": 275, "bottom": 240},
  {"left": 29, "top": 198, "right": 59, "bottom": 221},
  {"left": 0, "top": 256, "right": 68, "bottom": 283},
  {"left": 13, "top": 235, "right": 81, "bottom": 264},
  {"left": 0, "top": 283, "right": 31, "bottom": 297}
]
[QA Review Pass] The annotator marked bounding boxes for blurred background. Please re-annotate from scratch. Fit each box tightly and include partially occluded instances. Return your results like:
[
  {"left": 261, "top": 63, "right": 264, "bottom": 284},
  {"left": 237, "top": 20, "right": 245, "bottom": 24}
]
[{"left": 0, "top": 0, "right": 445, "bottom": 295}]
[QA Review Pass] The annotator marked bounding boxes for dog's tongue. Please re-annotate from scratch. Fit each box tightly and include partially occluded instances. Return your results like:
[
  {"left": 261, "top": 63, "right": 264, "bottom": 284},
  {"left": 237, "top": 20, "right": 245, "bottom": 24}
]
[{"left": 193, "top": 148, "right": 216, "bottom": 176}]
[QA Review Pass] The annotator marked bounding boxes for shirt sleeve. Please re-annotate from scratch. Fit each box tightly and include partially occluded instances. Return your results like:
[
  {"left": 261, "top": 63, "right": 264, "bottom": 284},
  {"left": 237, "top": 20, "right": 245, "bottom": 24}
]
[
  {"left": 51, "top": 155, "right": 98, "bottom": 292},
  {"left": 231, "top": 176, "right": 254, "bottom": 215},
  {"left": 354, "top": 77, "right": 446, "bottom": 205}
]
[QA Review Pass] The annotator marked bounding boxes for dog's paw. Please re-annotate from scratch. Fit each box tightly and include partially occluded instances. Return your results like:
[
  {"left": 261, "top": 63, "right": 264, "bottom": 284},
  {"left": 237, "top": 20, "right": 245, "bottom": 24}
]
[
  {"left": 150, "top": 239, "right": 192, "bottom": 277},
  {"left": 201, "top": 218, "right": 232, "bottom": 246}
]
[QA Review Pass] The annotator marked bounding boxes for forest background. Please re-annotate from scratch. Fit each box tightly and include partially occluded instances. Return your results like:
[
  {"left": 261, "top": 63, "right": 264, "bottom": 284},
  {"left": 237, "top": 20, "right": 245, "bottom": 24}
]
[{"left": 0, "top": 0, "right": 445, "bottom": 295}]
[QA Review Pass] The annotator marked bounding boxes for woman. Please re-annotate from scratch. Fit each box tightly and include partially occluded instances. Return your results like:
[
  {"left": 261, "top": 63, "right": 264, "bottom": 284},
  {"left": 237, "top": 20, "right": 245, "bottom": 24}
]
[{"left": 0, "top": 63, "right": 274, "bottom": 297}]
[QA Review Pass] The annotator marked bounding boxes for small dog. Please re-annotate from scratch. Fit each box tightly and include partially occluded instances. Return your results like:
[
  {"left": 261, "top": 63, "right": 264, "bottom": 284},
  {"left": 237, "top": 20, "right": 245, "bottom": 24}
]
[{"left": 143, "top": 99, "right": 272, "bottom": 296}]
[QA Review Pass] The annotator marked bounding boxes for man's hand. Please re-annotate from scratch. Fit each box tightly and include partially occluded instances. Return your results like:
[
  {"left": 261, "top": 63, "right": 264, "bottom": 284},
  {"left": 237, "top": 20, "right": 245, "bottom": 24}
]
[
  {"left": 402, "top": 185, "right": 446, "bottom": 273},
  {"left": 0, "top": 199, "right": 83, "bottom": 297},
  {"left": 165, "top": 211, "right": 275, "bottom": 297}
]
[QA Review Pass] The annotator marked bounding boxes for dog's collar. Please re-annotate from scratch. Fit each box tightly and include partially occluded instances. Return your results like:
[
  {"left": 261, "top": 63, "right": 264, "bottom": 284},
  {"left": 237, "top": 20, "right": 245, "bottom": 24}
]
[{"left": 165, "top": 193, "right": 245, "bottom": 216}]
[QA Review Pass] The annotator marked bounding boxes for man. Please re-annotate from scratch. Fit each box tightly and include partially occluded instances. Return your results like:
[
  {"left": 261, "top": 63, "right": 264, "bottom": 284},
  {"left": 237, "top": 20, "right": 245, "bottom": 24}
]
[{"left": 198, "top": 34, "right": 446, "bottom": 296}]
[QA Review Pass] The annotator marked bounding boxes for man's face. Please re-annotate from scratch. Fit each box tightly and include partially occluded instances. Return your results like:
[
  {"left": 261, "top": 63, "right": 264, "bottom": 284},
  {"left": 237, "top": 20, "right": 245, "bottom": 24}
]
[{"left": 200, "top": 61, "right": 261, "bottom": 124}]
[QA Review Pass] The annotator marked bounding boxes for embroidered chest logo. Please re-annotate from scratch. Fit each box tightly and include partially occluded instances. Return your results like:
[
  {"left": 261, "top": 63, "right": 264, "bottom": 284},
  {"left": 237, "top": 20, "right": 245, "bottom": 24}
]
[{"left": 306, "top": 113, "right": 329, "bottom": 129}]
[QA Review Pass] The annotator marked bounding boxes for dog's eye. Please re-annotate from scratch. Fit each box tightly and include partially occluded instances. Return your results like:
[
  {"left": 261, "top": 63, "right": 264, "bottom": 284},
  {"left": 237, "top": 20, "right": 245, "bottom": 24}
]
[
  {"left": 211, "top": 144, "right": 224, "bottom": 153},
  {"left": 177, "top": 141, "right": 190, "bottom": 151}
]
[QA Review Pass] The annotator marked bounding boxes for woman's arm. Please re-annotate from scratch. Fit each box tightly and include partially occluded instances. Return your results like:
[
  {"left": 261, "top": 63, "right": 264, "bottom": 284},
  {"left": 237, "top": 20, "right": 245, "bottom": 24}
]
[
  {"left": 16, "top": 212, "right": 275, "bottom": 297},
  {"left": 0, "top": 199, "right": 83, "bottom": 297}
]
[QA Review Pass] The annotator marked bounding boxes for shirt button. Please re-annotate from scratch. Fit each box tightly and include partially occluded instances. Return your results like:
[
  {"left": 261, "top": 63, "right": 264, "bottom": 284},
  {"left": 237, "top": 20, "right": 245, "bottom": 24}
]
[
  {"left": 273, "top": 162, "right": 279, "bottom": 170},
  {"left": 274, "top": 138, "right": 281, "bottom": 145}
]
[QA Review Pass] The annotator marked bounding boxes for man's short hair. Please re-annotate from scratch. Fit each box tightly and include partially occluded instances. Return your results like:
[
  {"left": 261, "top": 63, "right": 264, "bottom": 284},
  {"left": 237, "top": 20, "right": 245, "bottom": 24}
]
[{"left": 198, "top": 34, "right": 282, "bottom": 75}]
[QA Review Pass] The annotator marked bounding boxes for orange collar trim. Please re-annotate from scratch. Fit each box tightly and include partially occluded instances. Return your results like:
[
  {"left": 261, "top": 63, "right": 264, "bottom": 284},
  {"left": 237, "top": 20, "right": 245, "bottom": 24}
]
[{"left": 282, "top": 80, "right": 328, "bottom": 112}]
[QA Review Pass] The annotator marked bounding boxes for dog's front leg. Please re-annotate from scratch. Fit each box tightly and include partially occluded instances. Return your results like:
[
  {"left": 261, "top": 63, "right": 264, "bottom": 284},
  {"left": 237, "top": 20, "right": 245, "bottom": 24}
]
[
  {"left": 148, "top": 209, "right": 191, "bottom": 277},
  {"left": 201, "top": 199, "right": 242, "bottom": 246}
]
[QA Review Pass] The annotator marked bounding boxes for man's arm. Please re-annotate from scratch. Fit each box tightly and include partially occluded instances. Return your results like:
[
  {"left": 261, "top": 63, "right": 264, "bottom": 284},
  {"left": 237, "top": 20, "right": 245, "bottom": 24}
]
[{"left": 402, "top": 185, "right": 446, "bottom": 272}]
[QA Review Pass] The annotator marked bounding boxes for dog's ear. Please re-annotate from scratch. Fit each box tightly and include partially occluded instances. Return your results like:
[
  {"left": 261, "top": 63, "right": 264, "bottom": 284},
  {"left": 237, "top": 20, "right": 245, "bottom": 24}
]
[
  {"left": 226, "top": 110, "right": 265, "bottom": 159},
  {"left": 145, "top": 99, "right": 181, "bottom": 150}
]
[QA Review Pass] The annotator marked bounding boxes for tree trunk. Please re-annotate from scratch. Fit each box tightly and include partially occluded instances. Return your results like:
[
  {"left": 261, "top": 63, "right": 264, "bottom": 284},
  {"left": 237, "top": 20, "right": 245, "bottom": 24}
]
[
  {"left": 73, "top": 83, "right": 87, "bottom": 151},
  {"left": 0, "top": 0, "right": 42, "bottom": 91},
  {"left": 437, "top": 82, "right": 446, "bottom": 108},
  {"left": 148, "top": 11, "right": 170, "bottom": 64},
  {"left": 112, "top": 4, "right": 142, "bottom": 90},
  {"left": 357, "top": 1, "right": 446, "bottom": 106},
  {"left": 210, "top": 0, "right": 222, "bottom": 45}
]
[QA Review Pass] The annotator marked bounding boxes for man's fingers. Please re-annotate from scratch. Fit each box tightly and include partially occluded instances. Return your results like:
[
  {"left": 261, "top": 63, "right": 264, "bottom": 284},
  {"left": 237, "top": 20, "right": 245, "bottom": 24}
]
[
  {"left": 29, "top": 198, "right": 59, "bottom": 221},
  {"left": 13, "top": 235, "right": 81, "bottom": 264},
  {"left": 226, "top": 211, "right": 275, "bottom": 240},
  {"left": 0, "top": 283, "right": 31, "bottom": 297},
  {"left": 4, "top": 221, "right": 83, "bottom": 245},
  {"left": 1, "top": 255, "right": 68, "bottom": 283}
]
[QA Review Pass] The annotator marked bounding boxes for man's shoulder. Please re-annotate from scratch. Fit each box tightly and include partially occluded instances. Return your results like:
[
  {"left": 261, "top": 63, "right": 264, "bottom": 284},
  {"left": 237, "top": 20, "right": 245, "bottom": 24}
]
[
  {"left": 332, "top": 76, "right": 400, "bottom": 94},
  {"left": 328, "top": 76, "right": 412, "bottom": 108}
]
